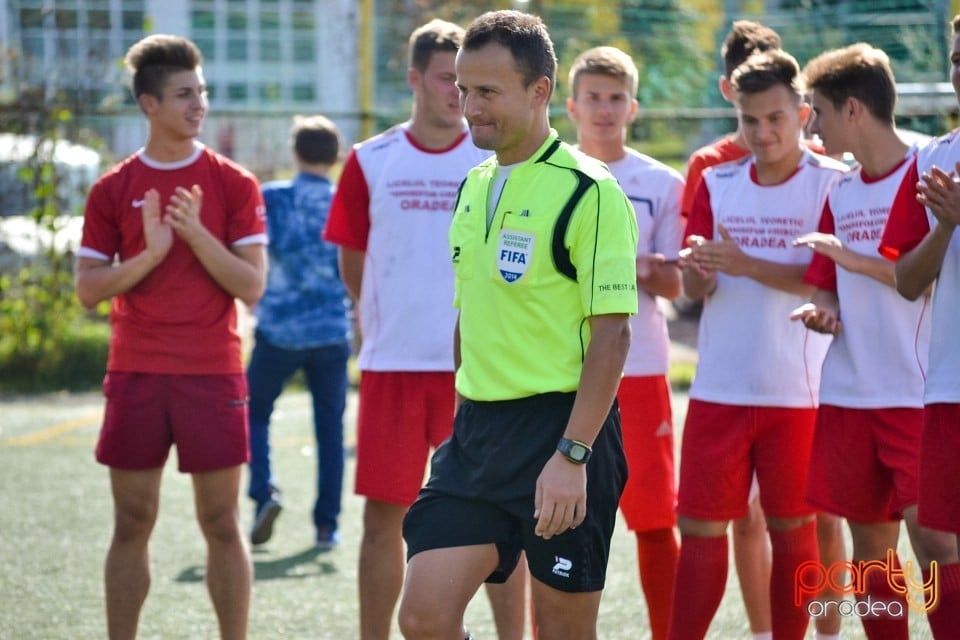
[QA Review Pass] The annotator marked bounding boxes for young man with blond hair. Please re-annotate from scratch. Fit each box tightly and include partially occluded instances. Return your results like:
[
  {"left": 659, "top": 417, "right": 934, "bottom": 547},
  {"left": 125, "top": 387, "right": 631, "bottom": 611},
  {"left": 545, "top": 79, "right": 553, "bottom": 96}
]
[{"left": 567, "top": 44, "right": 682, "bottom": 640}]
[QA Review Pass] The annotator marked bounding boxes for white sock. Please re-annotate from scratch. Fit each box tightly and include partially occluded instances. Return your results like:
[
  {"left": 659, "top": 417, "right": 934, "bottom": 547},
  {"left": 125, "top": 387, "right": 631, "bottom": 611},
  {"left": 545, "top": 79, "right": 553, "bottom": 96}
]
[
  {"left": 814, "top": 634, "right": 841, "bottom": 640},
  {"left": 752, "top": 633, "right": 772, "bottom": 640}
]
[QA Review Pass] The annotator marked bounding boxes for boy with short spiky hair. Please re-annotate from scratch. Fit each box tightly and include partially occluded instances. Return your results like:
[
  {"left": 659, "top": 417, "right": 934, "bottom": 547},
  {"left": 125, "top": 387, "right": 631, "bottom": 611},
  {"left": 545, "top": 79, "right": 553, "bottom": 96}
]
[
  {"left": 76, "top": 33, "right": 266, "bottom": 639},
  {"left": 567, "top": 44, "right": 682, "bottom": 640}
]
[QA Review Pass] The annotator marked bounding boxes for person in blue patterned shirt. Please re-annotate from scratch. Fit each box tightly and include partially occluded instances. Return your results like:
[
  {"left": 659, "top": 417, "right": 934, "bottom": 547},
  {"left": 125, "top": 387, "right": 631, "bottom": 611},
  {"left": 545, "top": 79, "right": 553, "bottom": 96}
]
[{"left": 247, "top": 115, "right": 352, "bottom": 550}]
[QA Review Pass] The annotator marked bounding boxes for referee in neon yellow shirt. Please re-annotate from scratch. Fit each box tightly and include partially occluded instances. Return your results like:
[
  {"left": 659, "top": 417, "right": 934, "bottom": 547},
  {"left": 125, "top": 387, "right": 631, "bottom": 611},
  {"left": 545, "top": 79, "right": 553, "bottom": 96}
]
[{"left": 399, "top": 10, "right": 640, "bottom": 640}]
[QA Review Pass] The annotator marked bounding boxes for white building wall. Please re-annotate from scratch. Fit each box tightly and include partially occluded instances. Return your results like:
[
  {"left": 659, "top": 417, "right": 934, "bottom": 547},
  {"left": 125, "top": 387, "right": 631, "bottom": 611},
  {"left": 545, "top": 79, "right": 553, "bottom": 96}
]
[{"left": 2, "top": 0, "right": 359, "bottom": 180}]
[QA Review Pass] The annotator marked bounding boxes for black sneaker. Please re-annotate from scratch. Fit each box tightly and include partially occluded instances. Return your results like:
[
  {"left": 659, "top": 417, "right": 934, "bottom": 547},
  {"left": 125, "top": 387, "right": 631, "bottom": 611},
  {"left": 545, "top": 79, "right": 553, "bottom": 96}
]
[{"left": 250, "top": 490, "right": 282, "bottom": 545}]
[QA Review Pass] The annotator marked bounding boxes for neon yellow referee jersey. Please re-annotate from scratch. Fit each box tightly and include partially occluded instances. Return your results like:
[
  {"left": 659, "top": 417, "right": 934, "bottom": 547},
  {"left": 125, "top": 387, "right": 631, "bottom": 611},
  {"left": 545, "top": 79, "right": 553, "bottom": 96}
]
[{"left": 450, "top": 132, "right": 639, "bottom": 402}]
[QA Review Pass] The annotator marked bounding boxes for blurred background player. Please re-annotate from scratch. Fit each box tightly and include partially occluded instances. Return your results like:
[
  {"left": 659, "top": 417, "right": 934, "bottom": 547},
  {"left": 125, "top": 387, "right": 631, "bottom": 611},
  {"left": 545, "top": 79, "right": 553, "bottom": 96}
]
[
  {"left": 322, "top": 19, "right": 525, "bottom": 640},
  {"left": 246, "top": 115, "right": 351, "bottom": 550},
  {"left": 879, "top": 14, "right": 960, "bottom": 637},
  {"left": 567, "top": 45, "right": 682, "bottom": 640}
]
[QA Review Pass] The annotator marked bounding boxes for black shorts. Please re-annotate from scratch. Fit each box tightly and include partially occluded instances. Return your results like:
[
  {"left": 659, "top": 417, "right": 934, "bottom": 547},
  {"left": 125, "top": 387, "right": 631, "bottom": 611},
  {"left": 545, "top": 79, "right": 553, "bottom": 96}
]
[{"left": 402, "top": 392, "right": 627, "bottom": 592}]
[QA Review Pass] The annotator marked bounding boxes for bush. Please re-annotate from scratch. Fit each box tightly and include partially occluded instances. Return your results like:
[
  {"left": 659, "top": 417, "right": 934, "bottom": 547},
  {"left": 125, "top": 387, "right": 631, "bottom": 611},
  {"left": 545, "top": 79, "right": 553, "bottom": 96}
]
[{"left": 0, "top": 316, "right": 109, "bottom": 393}]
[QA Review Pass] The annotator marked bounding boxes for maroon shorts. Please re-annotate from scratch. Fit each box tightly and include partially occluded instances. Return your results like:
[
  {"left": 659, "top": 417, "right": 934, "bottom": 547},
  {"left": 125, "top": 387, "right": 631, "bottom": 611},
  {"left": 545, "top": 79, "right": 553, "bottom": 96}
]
[
  {"left": 918, "top": 403, "right": 960, "bottom": 534},
  {"left": 95, "top": 372, "right": 249, "bottom": 473},
  {"left": 807, "top": 405, "right": 921, "bottom": 522},
  {"left": 678, "top": 399, "right": 816, "bottom": 520},
  {"left": 354, "top": 371, "right": 454, "bottom": 505},
  {"left": 617, "top": 375, "right": 677, "bottom": 531}
]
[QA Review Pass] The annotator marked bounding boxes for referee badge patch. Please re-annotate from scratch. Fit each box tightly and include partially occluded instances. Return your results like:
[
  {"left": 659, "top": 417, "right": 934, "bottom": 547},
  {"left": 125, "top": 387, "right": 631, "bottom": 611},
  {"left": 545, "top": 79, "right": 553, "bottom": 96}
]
[{"left": 497, "top": 229, "right": 534, "bottom": 283}]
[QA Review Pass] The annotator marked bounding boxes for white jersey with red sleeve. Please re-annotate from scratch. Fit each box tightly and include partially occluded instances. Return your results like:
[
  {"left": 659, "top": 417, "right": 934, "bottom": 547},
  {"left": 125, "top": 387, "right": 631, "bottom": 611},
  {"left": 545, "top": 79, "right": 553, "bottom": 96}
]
[
  {"left": 323, "top": 123, "right": 490, "bottom": 371},
  {"left": 607, "top": 148, "right": 684, "bottom": 376},
  {"left": 880, "top": 130, "right": 960, "bottom": 403},
  {"left": 805, "top": 150, "right": 929, "bottom": 408},
  {"left": 78, "top": 144, "right": 267, "bottom": 374},
  {"left": 685, "top": 148, "right": 845, "bottom": 407}
]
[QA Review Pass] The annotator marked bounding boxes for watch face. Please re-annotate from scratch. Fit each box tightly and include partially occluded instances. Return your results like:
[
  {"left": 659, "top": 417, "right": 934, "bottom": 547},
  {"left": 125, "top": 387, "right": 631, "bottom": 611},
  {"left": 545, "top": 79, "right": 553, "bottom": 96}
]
[{"left": 570, "top": 443, "right": 588, "bottom": 461}]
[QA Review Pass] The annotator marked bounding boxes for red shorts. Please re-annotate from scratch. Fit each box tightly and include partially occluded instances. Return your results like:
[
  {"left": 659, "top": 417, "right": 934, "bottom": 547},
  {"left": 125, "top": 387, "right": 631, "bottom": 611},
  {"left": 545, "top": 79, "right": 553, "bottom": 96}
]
[
  {"left": 616, "top": 375, "right": 676, "bottom": 531},
  {"left": 807, "top": 405, "right": 921, "bottom": 522},
  {"left": 354, "top": 371, "right": 454, "bottom": 505},
  {"left": 95, "top": 372, "right": 249, "bottom": 473},
  {"left": 918, "top": 403, "right": 960, "bottom": 534},
  {"left": 678, "top": 400, "right": 816, "bottom": 520}
]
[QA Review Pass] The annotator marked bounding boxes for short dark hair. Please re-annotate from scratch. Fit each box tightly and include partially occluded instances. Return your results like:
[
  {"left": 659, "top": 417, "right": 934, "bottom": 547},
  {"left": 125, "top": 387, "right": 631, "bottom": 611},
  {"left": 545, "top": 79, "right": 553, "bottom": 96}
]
[
  {"left": 721, "top": 20, "right": 781, "bottom": 79},
  {"left": 462, "top": 10, "right": 557, "bottom": 98},
  {"left": 125, "top": 34, "right": 202, "bottom": 100},
  {"left": 732, "top": 49, "right": 804, "bottom": 102},
  {"left": 408, "top": 19, "right": 464, "bottom": 73},
  {"left": 803, "top": 43, "right": 896, "bottom": 124},
  {"left": 291, "top": 115, "right": 340, "bottom": 166}
]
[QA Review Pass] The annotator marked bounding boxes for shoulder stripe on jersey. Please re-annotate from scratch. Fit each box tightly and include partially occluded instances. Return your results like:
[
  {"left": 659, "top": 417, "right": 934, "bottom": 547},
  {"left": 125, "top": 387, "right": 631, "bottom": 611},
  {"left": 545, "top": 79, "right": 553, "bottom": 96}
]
[
  {"left": 536, "top": 138, "right": 562, "bottom": 164},
  {"left": 551, "top": 168, "right": 595, "bottom": 282}
]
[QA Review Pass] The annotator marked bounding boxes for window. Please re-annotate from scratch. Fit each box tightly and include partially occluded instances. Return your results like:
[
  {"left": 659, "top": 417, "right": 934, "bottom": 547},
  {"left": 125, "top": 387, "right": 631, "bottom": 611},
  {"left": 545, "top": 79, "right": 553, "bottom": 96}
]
[
  {"left": 227, "top": 11, "right": 247, "bottom": 30},
  {"left": 292, "top": 10, "right": 314, "bottom": 31},
  {"left": 259, "top": 38, "right": 281, "bottom": 62},
  {"left": 259, "top": 11, "right": 279, "bottom": 30},
  {"left": 191, "top": 10, "right": 215, "bottom": 30},
  {"left": 121, "top": 10, "right": 143, "bottom": 30},
  {"left": 292, "top": 38, "right": 315, "bottom": 62},
  {"left": 228, "top": 83, "right": 248, "bottom": 102},
  {"left": 259, "top": 83, "right": 281, "bottom": 102},
  {"left": 194, "top": 37, "right": 216, "bottom": 61},
  {"left": 227, "top": 36, "right": 248, "bottom": 61},
  {"left": 292, "top": 84, "right": 315, "bottom": 102},
  {"left": 88, "top": 10, "right": 110, "bottom": 29}
]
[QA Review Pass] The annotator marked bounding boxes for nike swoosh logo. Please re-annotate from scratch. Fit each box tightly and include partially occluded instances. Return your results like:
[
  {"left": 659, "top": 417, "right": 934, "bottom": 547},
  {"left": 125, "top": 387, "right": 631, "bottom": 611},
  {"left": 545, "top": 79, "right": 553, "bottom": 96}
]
[{"left": 132, "top": 199, "right": 145, "bottom": 208}]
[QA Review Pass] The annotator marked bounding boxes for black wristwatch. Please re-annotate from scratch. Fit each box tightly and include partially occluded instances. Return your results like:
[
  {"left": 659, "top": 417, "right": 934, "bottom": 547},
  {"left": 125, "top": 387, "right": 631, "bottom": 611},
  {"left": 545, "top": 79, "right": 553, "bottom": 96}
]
[{"left": 557, "top": 437, "right": 592, "bottom": 465}]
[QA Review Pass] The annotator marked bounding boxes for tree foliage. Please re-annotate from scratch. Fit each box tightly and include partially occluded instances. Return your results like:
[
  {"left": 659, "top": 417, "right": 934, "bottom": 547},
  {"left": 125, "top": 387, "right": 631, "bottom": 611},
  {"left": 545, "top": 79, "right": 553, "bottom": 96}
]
[{"left": 0, "top": 93, "right": 109, "bottom": 392}]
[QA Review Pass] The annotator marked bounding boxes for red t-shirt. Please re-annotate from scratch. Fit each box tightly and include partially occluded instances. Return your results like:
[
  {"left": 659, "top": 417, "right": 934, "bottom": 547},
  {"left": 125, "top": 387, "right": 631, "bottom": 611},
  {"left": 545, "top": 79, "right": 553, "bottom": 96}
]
[{"left": 80, "top": 146, "right": 266, "bottom": 374}]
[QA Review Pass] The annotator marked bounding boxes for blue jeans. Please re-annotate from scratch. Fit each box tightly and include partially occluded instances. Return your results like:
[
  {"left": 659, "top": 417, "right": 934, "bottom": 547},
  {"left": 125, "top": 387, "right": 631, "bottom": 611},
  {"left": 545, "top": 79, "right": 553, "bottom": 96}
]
[{"left": 246, "top": 331, "right": 350, "bottom": 532}]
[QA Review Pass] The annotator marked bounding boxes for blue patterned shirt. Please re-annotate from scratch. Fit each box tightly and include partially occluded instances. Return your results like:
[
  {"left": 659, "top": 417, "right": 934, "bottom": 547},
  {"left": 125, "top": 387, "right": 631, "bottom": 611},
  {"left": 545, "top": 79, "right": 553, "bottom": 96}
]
[{"left": 255, "top": 172, "right": 350, "bottom": 349}]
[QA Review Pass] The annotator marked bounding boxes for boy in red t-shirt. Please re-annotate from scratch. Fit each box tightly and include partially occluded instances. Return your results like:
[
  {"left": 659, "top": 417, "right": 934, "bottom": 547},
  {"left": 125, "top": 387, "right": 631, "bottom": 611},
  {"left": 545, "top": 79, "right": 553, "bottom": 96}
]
[{"left": 76, "top": 34, "right": 267, "bottom": 639}]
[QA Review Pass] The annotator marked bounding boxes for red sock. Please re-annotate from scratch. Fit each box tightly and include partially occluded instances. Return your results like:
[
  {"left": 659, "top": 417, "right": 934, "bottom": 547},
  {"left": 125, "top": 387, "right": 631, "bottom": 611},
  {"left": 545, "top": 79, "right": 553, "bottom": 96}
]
[
  {"left": 925, "top": 561, "right": 960, "bottom": 639},
  {"left": 858, "top": 554, "right": 908, "bottom": 640},
  {"left": 667, "top": 534, "right": 727, "bottom": 640},
  {"left": 769, "top": 521, "right": 817, "bottom": 640},
  {"left": 637, "top": 528, "right": 679, "bottom": 640}
]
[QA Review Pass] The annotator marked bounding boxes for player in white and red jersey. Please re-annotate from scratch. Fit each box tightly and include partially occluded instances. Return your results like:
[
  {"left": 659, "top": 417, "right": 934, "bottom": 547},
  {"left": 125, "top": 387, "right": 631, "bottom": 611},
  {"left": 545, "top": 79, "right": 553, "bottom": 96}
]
[
  {"left": 790, "top": 43, "right": 959, "bottom": 639},
  {"left": 877, "top": 15, "right": 960, "bottom": 637},
  {"left": 566, "top": 45, "right": 682, "bottom": 640},
  {"left": 321, "top": 20, "right": 523, "bottom": 640},
  {"left": 74, "top": 35, "right": 266, "bottom": 639},
  {"left": 669, "top": 50, "right": 848, "bottom": 640},
  {"left": 680, "top": 24, "right": 846, "bottom": 639}
]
